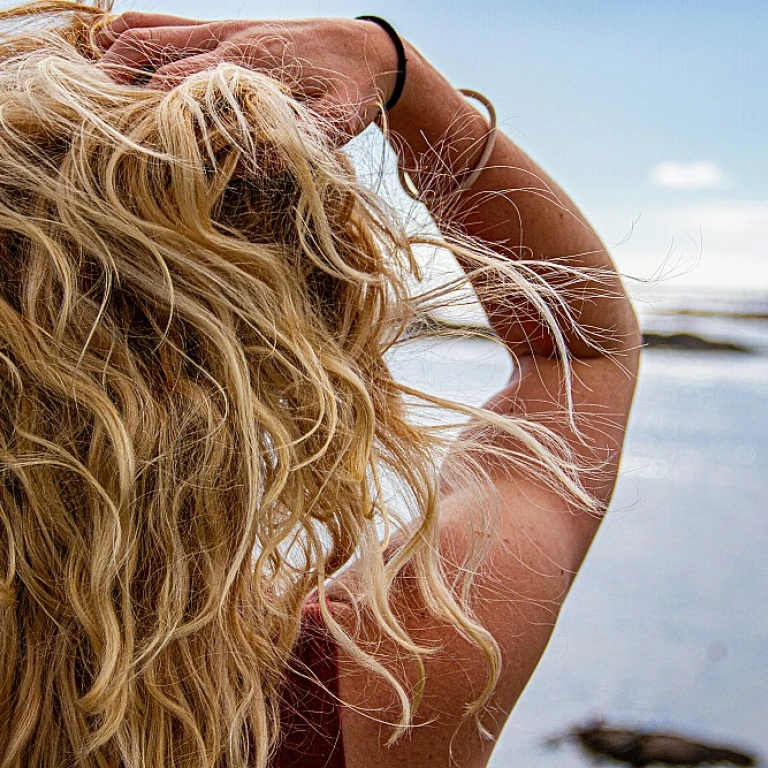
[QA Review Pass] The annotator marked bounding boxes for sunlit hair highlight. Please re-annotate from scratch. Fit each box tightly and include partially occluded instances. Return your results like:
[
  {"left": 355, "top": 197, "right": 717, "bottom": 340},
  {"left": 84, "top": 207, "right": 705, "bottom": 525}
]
[{"left": 0, "top": 2, "right": 600, "bottom": 766}]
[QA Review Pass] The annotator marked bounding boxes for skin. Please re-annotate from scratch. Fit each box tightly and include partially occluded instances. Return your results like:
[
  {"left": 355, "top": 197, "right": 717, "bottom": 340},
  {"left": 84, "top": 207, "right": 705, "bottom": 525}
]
[{"left": 98, "top": 17, "right": 642, "bottom": 768}]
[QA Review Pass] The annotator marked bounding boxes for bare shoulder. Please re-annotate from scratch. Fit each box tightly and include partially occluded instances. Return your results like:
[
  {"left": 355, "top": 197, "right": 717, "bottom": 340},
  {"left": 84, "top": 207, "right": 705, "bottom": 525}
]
[{"left": 331, "top": 471, "right": 592, "bottom": 768}]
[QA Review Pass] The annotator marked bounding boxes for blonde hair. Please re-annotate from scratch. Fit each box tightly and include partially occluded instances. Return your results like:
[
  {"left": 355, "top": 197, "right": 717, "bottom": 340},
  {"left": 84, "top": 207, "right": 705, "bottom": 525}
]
[{"left": 0, "top": 2, "right": 597, "bottom": 766}]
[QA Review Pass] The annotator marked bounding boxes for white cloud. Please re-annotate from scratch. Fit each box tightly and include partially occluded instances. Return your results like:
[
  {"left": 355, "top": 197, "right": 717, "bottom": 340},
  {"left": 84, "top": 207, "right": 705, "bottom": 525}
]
[{"left": 651, "top": 161, "right": 726, "bottom": 190}]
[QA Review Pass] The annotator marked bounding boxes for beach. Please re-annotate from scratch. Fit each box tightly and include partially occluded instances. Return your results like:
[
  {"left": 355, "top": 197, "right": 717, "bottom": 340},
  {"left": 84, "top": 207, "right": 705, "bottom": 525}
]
[{"left": 385, "top": 308, "right": 768, "bottom": 766}]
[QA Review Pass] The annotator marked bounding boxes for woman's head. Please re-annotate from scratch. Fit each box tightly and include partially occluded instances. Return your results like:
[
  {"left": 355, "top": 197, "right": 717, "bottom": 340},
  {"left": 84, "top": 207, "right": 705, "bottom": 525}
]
[{"left": 0, "top": 3, "right": 590, "bottom": 766}]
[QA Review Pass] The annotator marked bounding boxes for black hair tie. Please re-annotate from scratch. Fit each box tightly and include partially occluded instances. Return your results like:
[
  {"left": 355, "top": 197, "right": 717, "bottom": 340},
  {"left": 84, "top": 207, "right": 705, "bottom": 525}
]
[{"left": 355, "top": 15, "right": 407, "bottom": 111}]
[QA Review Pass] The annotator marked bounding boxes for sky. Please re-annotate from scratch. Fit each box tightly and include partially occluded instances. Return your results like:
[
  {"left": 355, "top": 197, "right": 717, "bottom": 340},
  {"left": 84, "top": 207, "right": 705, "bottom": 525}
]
[{"left": 93, "top": 0, "right": 768, "bottom": 295}]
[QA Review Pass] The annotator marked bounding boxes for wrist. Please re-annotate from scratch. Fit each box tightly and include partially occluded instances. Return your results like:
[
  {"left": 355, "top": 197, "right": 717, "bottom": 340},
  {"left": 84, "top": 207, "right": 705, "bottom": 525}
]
[
  {"left": 386, "top": 39, "right": 424, "bottom": 123},
  {"left": 354, "top": 18, "right": 402, "bottom": 112}
]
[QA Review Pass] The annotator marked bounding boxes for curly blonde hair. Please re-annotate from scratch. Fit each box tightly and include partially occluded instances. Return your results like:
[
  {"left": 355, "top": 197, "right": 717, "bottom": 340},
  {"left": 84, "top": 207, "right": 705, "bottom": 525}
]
[{"left": 0, "top": 2, "right": 596, "bottom": 766}]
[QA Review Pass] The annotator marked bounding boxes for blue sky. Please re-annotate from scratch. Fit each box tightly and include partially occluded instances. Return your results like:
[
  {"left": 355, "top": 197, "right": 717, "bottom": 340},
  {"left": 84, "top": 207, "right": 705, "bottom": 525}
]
[{"left": 104, "top": 0, "right": 768, "bottom": 293}]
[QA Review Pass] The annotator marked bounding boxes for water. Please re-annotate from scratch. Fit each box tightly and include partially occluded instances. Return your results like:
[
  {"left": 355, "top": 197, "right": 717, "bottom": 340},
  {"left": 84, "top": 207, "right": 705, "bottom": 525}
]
[
  {"left": 385, "top": 334, "right": 768, "bottom": 766},
  {"left": 631, "top": 284, "right": 768, "bottom": 355}
]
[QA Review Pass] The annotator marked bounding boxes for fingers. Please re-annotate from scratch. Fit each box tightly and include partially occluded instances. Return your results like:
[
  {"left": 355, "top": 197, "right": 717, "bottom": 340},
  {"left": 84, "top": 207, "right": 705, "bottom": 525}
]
[
  {"left": 145, "top": 51, "right": 222, "bottom": 91},
  {"left": 98, "top": 25, "right": 222, "bottom": 85},
  {"left": 95, "top": 11, "right": 206, "bottom": 51}
]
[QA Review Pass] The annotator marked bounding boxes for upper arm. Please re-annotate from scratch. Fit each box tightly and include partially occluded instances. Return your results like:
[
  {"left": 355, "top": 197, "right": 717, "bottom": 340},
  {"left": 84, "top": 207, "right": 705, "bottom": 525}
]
[{"left": 333, "top": 348, "right": 640, "bottom": 767}]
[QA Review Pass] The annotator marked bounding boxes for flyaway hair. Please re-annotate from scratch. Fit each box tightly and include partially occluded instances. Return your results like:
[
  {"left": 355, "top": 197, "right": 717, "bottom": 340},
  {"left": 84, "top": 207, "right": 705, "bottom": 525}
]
[{"left": 0, "top": 2, "right": 599, "bottom": 766}]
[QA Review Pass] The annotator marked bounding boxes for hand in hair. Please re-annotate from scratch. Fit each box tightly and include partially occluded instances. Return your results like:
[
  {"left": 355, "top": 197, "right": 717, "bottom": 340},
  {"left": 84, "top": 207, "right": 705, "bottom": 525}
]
[{"left": 96, "top": 12, "right": 399, "bottom": 143}]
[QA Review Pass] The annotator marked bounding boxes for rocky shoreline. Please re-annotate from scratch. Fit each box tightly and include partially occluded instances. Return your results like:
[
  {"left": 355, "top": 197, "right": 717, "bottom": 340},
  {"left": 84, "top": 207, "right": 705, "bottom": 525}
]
[{"left": 404, "top": 316, "right": 758, "bottom": 354}]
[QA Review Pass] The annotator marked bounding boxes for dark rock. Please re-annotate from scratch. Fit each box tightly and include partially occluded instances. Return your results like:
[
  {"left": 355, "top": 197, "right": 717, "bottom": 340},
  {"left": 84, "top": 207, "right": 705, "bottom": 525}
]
[
  {"left": 567, "top": 722, "right": 757, "bottom": 767},
  {"left": 642, "top": 332, "right": 751, "bottom": 353}
]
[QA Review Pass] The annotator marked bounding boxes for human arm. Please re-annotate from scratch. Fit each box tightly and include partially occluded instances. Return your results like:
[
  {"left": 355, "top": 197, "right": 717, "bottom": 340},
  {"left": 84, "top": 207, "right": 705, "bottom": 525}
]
[
  {"left": 380, "top": 33, "right": 641, "bottom": 505},
  {"left": 333, "top": 27, "right": 641, "bottom": 768}
]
